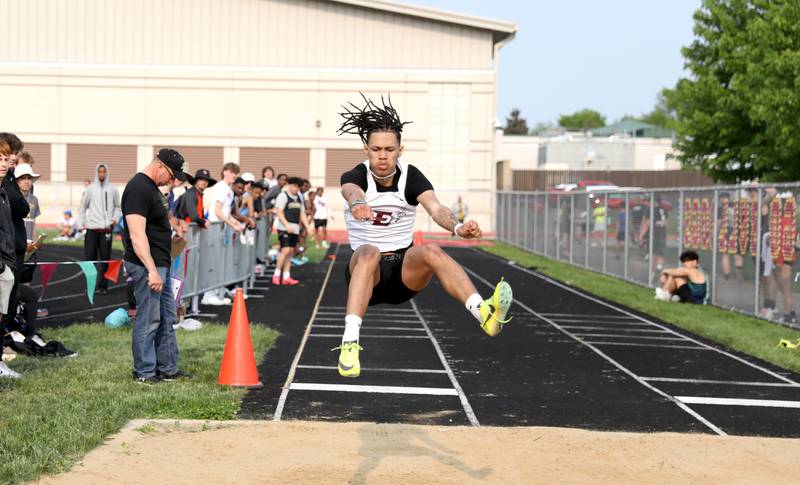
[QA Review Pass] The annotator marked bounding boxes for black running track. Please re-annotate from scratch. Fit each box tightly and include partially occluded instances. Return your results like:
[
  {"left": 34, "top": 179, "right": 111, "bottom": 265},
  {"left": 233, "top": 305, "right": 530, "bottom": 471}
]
[{"left": 36, "top": 245, "right": 800, "bottom": 437}]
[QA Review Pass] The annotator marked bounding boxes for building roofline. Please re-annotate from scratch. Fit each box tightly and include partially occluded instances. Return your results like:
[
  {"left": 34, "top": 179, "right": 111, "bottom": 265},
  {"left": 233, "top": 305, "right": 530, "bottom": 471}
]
[{"left": 327, "top": 0, "right": 517, "bottom": 43}]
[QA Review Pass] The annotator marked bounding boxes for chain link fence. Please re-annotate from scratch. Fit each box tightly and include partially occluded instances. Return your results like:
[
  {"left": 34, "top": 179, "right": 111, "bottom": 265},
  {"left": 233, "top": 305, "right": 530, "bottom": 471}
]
[{"left": 496, "top": 183, "right": 800, "bottom": 328}]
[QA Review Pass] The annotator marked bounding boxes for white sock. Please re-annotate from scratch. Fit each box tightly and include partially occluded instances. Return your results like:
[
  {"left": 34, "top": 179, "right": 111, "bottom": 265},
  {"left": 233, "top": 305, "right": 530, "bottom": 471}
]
[
  {"left": 283, "top": 270, "right": 291, "bottom": 279},
  {"left": 342, "top": 314, "right": 362, "bottom": 343},
  {"left": 465, "top": 293, "right": 484, "bottom": 322},
  {"left": 273, "top": 268, "right": 281, "bottom": 278}
]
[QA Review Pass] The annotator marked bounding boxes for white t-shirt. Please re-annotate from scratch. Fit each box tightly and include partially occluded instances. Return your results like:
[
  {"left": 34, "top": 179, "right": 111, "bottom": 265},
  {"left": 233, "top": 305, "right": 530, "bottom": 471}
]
[
  {"left": 207, "top": 182, "right": 234, "bottom": 223},
  {"left": 313, "top": 194, "right": 329, "bottom": 220},
  {"left": 263, "top": 177, "right": 278, "bottom": 189},
  {"left": 60, "top": 216, "right": 78, "bottom": 230}
]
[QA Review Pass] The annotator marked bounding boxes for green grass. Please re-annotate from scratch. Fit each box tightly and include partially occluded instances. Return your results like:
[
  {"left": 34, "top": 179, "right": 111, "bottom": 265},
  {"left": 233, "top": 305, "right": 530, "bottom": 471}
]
[
  {"left": 268, "top": 232, "right": 328, "bottom": 264},
  {"left": 0, "top": 322, "right": 277, "bottom": 484},
  {"left": 483, "top": 242, "right": 800, "bottom": 374},
  {"left": 38, "top": 227, "right": 125, "bottom": 251}
]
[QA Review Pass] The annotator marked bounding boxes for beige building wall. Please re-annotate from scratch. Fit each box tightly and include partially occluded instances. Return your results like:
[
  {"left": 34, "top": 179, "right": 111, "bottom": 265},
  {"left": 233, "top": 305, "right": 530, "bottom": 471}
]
[{"left": 0, "top": 0, "right": 515, "bottom": 232}]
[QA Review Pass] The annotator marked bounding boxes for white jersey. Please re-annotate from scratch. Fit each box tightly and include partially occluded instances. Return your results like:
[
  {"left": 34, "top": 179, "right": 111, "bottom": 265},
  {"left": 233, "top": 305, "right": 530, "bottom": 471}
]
[
  {"left": 313, "top": 194, "right": 329, "bottom": 220},
  {"left": 345, "top": 160, "right": 417, "bottom": 253}
]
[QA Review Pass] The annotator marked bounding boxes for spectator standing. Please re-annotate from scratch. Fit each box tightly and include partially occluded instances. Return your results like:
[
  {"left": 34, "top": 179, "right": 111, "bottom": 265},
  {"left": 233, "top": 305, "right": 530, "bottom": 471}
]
[
  {"left": 0, "top": 140, "right": 21, "bottom": 378},
  {"left": 261, "top": 166, "right": 277, "bottom": 189},
  {"left": 14, "top": 163, "right": 41, "bottom": 241},
  {"left": 0, "top": 133, "right": 29, "bottom": 343},
  {"left": 79, "top": 163, "right": 121, "bottom": 295},
  {"left": 313, "top": 187, "right": 330, "bottom": 248},
  {"left": 263, "top": 172, "right": 287, "bottom": 232},
  {"left": 272, "top": 177, "right": 311, "bottom": 286},
  {"left": 121, "top": 149, "right": 191, "bottom": 383},
  {"left": 451, "top": 195, "right": 469, "bottom": 223},
  {"left": 176, "top": 169, "right": 215, "bottom": 227},
  {"left": 202, "top": 163, "right": 244, "bottom": 305}
]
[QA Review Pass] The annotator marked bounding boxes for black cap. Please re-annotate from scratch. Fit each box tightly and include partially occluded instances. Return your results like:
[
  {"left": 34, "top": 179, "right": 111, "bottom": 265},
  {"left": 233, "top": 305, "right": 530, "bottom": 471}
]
[
  {"left": 156, "top": 148, "right": 189, "bottom": 182},
  {"left": 193, "top": 168, "right": 217, "bottom": 187}
]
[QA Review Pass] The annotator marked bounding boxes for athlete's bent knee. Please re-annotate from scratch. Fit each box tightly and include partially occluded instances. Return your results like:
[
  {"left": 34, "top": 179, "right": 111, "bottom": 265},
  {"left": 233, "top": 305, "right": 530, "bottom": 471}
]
[
  {"left": 355, "top": 245, "right": 381, "bottom": 267},
  {"left": 422, "top": 244, "right": 447, "bottom": 263}
]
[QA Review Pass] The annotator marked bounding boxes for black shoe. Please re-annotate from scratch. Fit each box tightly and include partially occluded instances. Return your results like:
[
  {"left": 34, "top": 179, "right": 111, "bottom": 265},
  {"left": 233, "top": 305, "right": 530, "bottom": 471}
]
[
  {"left": 134, "top": 374, "right": 162, "bottom": 384},
  {"left": 783, "top": 312, "right": 798, "bottom": 324},
  {"left": 157, "top": 370, "right": 192, "bottom": 381}
]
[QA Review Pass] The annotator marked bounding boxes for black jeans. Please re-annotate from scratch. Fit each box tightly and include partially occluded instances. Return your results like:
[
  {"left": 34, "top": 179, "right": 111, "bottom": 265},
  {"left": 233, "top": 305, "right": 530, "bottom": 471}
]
[{"left": 84, "top": 229, "right": 113, "bottom": 290}]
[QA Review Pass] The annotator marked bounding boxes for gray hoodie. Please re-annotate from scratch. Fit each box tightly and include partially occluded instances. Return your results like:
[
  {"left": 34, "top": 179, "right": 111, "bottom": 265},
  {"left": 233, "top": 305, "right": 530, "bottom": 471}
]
[{"left": 78, "top": 163, "right": 121, "bottom": 230}]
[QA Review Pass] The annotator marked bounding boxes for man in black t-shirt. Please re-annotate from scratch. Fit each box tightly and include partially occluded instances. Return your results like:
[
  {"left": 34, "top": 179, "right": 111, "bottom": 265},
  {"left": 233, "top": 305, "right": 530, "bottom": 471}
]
[
  {"left": 122, "top": 148, "right": 191, "bottom": 384},
  {"left": 333, "top": 94, "right": 513, "bottom": 379}
]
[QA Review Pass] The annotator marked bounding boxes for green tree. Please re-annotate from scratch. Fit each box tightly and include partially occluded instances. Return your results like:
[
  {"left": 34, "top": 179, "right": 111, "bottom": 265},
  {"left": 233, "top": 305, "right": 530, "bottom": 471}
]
[
  {"left": 558, "top": 109, "right": 606, "bottom": 131},
  {"left": 504, "top": 108, "right": 529, "bottom": 135},
  {"left": 639, "top": 91, "right": 674, "bottom": 128},
  {"left": 665, "top": 0, "right": 800, "bottom": 182}
]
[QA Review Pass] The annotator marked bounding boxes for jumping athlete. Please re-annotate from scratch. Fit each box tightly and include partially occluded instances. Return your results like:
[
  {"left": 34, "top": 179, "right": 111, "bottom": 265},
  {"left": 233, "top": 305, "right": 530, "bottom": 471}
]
[{"left": 334, "top": 94, "right": 513, "bottom": 378}]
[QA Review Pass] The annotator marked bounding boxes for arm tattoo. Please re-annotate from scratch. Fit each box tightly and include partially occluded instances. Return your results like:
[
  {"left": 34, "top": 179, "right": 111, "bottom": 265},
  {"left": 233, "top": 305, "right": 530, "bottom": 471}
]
[
  {"left": 341, "top": 184, "right": 365, "bottom": 205},
  {"left": 432, "top": 206, "right": 459, "bottom": 233}
]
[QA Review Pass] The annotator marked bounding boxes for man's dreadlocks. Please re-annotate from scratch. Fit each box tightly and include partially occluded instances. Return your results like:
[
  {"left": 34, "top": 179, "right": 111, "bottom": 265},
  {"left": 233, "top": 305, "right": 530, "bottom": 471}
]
[{"left": 337, "top": 93, "right": 412, "bottom": 145}]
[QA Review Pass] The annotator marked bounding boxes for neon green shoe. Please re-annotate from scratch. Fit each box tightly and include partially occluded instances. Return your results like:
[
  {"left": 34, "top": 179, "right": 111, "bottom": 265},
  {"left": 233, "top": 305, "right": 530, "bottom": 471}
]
[
  {"left": 333, "top": 342, "right": 363, "bottom": 377},
  {"left": 479, "top": 278, "right": 513, "bottom": 337}
]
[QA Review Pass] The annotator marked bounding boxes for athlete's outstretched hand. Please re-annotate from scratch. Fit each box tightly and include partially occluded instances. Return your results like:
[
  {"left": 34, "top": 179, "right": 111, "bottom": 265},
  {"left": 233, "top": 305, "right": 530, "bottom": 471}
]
[
  {"left": 351, "top": 203, "right": 374, "bottom": 222},
  {"left": 457, "top": 220, "right": 482, "bottom": 239}
]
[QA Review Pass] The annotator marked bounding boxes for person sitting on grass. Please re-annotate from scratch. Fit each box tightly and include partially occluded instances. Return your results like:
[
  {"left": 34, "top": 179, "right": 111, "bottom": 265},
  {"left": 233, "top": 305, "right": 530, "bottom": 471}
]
[
  {"left": 55, "top": 210, "right": 79, "bottom": 240},
  {"left": 655, "top": 250, "right": 707, "bottom": 304}
]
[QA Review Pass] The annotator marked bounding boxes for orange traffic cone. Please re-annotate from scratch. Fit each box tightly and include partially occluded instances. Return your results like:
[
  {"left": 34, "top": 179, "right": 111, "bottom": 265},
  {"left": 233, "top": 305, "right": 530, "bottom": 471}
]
[
  {"left": 218, "top": 288, "right": 263, "bottom": 388},
  {"left": 413, "top": 231, "right": 424, "bottom": 246}
]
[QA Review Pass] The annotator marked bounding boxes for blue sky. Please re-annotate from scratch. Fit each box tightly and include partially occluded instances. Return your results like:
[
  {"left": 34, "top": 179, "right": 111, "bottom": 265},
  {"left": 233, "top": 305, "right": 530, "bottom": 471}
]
[{"left": 411, "top": 0, "right": 702, "bottom": 127}]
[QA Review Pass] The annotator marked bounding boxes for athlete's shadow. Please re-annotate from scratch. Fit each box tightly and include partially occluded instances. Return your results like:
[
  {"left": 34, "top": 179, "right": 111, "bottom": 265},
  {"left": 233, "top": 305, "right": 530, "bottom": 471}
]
[{"left": 351, "top": 424, "right": 491, "bottom": 483}]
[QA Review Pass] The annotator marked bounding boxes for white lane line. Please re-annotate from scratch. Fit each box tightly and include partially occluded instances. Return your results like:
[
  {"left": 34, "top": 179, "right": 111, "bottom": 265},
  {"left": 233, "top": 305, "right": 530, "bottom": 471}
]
[
  {"left": 550, "top": 319, "right": 661, "bottom": 326},
  {"left": 642, "top": 377, "right": 800, "bottom": 388},
  {"left": 488, "top": 253, "right": 800, "bottom": 386},
  {"left": 312, "top": 324, "right": 426, "bottom": 332},
  {"left": 559, "top": 325, "right": 670, "bottom": 334},
  {"left": 462, "top": 264, "right": 725, "bottom": 436},
  {"left": 297, "top": 364, "right": 448, "bottom": 374},
  {"left": 274, "top": 244, "right": 339, "bottom": 422},
  {"left": 313, "top": 316, "right": 421, "bottom": 322},
  {"left": 289, "top": 382, "right": 458, "bottom": 396},
  {"left": 584, "top": 342, "right": 708, "bottom": 350},
  {"left": 309, "top": 334, "right": 429, "bottom": 339},
  {"left": 573, "top": 333, "right": 690, "bottom": 341},
  {"left": 676, "top": 396, "right": 800, "bottom": 409},
  {"left": 317, "top": 309, "right": 419, "bottom": 314},
  {"left": 411, "top": 299, "right": 480, "bottom": 427},
  {"left": 539, "top": 312, "right": 639, "bottom": 320}
]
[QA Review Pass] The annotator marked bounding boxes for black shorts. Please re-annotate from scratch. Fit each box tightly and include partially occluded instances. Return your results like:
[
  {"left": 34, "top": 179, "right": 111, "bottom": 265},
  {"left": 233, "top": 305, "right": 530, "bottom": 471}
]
[
  {"left": 278, "top": 230, "right": 299, "bottom": 249},
  {"left": 345, "top": 250, "right": 419, "bottom": 306},
  {"left": 314, "top": 218, "right": 328, "bottom": 228},
  {"left": 676, "top": 284, "right": 704, "bottom": 304}
]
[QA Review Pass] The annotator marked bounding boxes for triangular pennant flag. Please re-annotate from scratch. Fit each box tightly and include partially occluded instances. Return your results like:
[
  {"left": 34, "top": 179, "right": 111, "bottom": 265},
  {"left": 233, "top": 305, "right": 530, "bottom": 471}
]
[
  {"left": 38, "top": 263, "right": 58, "bottom": 300},
  {"left": 77, "top": 262, "right": 98, "bottom": 304},
  {"left": 104, "top": 260, "right": 122, "bottom": 283}
]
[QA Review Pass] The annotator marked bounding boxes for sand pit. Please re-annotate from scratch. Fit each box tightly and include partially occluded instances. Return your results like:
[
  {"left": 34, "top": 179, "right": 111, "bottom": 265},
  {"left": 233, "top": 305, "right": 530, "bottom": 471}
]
[{"left": 43, "top": 420, "right": 800, "bottom": 484}]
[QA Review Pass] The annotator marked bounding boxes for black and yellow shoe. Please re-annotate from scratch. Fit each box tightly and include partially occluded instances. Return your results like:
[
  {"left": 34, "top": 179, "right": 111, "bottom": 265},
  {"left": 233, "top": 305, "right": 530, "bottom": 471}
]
[
  {"left": 333, "top": 341, "right": 363, "bottom": 377},
  {"left": 479, "top": 278, "right": 513, "bottom": 337}
]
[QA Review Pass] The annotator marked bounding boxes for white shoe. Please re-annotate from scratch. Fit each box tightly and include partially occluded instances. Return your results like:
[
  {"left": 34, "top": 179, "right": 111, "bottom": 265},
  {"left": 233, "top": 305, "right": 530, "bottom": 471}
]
[
  {"left": 654, "top": 288, "right": 671, "bottom": 301},
  {"left": 201, "top": 295, "right": 229, "bottom": 306},
  {"left": 322, "top": 241, "right": 330, "bottom": 248},
  {"left": 0, "top": 361, "right": 21, "bottom": 379}
]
